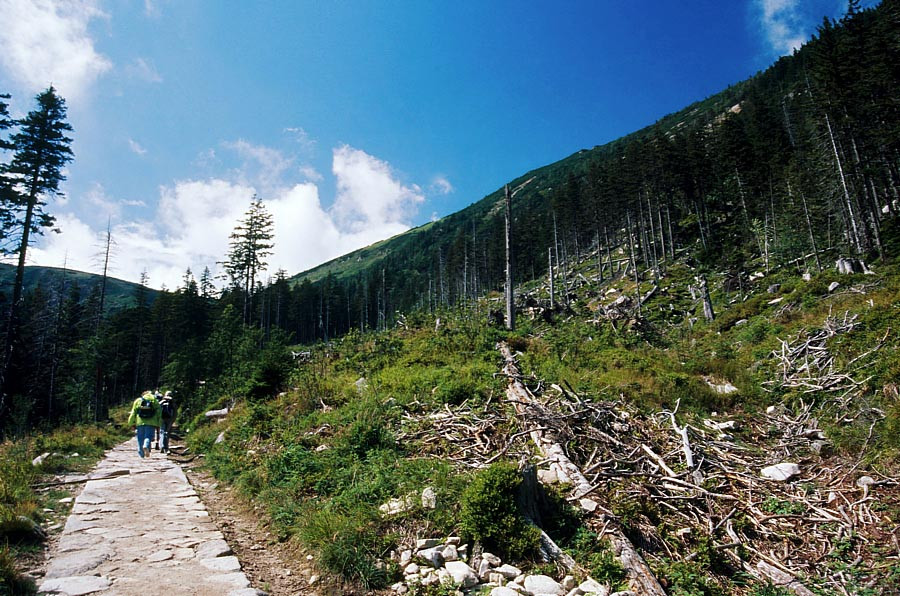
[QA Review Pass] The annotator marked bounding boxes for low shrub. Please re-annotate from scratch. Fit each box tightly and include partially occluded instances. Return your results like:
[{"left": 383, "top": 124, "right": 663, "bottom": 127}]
[{"left": 459, "top": 463, "right": 540, "bottom": 562}]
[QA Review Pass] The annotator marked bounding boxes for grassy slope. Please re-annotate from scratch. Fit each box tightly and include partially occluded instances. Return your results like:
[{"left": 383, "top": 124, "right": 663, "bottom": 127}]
[{"left": 190, "top": 244, "right": 900, "bottom": 594}]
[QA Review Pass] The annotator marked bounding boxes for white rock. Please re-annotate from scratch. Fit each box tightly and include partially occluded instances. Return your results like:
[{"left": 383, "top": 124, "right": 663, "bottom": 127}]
[
  {"left": 828, "top": 281, "right": 840, "bottom": 293},
  {"left": 442, "top": 544, "right": 459, "bottom": 561},
  {"left": 400, "top": 549, "right": 413, "bottom": 565},
  {"left": 416, "top": 538, "right": 442, "bottom": 550},
  {"left": 419, "top": 546, "right": 444, "bottom": 568},
  {"left": 482, "top": 552, "right": 502, "bottom": 566},
  {"left": 610, "top": 592, "right": 636, "bottom": 596},
  {"left": 562, "top": 575, "right": 575, "bottom": 590},
  {"left": 392, "top": 581, "right": 409, "bottom": 594},
  {"left": 446, "top": 536, "right": 461, "bottom": 545},
  {"left": 537, "top": 468, "right": 559, "bottom": 484},
  {"left": 761, "top": 463, "right": 801, "bottom": 481},
  {"left": 579, "top": 498, "right": 599, "bottom": 513},
  {"left": 856, "top": 475, "right": 876, "bottom": 488},
  {"left": 215, "top": 432, "right": 226, "bottom": 444},
  {"left": 405, "top": 563, "right": 420, "bottom": 575},
  {"left": 205, "top": 408, "right": 229, "bottom": 418},
  {"left": 524, "top": 574, "right": 564, "bottom": 595},
  {"left": 58, "top": 497, "right": 73, "bottom": 504},
  {"left": 578, "top": 578, "right": 608, "bottom": 594},
  {"left": 445, "top": 561, "right": 479, "bottom": 588},
  {"left": 489, "top": 571, "right": 506, "bottom": 584},
  {"left": 421, "top": 486, "right": 437, "bottom": 509},
  {"left": 495, "top": 564, "right": 521, "bottom": 579},
  {"left": 492, "top": 588, "right": 522, "bottom": 596},
  {"left": 478, "top": 558, "right": 493, "bottom": 579},
  {"left": 32, "top": 452, "right": 51, "bottom": 466}
]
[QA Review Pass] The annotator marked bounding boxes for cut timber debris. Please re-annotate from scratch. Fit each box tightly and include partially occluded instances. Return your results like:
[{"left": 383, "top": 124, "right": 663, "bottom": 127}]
[{"left": 498, "top": 342, "right": 666, "bottom": 596}]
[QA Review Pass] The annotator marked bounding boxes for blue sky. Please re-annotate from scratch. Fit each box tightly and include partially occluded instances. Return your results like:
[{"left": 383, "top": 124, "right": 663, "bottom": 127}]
[{"left": 0, "top": 0, "right": 861, "bottom": 289}]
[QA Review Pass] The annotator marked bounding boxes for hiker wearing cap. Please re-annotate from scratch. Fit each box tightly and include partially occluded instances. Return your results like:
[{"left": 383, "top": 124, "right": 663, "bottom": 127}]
[
  {"left": 157, "top": 391, "right": 177, "bottom": 454},
  {"left": 127, "top": 390, "right": 161, "bottom": 458}
]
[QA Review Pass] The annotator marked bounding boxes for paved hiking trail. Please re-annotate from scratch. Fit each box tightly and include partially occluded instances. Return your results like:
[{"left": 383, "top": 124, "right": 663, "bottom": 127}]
[{"left": 38, "top": 438, "right": 264, "bottom": 596}]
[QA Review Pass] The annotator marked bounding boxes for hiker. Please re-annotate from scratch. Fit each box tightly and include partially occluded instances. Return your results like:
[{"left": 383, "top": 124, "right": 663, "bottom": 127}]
[
  {"left": 127, "top": 390, "right": 161, "bottom": 458},
  {"left": 157, "top": 391, "right": 177, "bottom": 454}
]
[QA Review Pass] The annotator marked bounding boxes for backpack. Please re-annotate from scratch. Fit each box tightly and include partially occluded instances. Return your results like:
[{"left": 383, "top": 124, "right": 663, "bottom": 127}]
[
  {"left": 137, "top": 397, "right": 155, "bottom": 418},
  {"left": 161, "top": 400, "right": 175, "bottom": 421}
]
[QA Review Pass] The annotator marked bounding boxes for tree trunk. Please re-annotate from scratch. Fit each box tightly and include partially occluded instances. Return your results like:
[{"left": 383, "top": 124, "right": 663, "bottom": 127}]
[{"left": 504, "top": 185, "right": 515, "bottom": 331}]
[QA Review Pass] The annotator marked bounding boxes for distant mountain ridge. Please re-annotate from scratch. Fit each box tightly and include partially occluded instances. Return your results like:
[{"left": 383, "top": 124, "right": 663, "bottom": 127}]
[{"left": 0, "top": 262, "right": 155, "bottom": 310}]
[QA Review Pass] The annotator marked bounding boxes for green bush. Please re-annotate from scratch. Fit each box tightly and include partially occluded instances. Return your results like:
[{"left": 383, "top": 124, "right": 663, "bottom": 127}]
[{"left": 459, "top": 463, "right": 540, "bottom": 561}]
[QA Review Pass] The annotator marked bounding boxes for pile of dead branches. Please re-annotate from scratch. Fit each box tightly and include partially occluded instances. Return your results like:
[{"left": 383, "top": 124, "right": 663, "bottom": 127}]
[{"left": 496, "top": 344, "right": 899, "bottom": 595}]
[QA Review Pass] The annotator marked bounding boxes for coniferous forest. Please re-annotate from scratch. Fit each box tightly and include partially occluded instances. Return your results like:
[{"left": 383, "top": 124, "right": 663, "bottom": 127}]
[
  {"left": 3, "top": 4, "right": 900, "bottom": 594},
  {"left": 3, "top": 3, "right": 899, "bottom": 435}
]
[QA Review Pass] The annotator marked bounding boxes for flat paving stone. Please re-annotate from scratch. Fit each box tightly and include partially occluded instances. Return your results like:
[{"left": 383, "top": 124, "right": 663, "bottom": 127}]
[{"left": 38, "top": 438, "right": 257, "bottom": 595}]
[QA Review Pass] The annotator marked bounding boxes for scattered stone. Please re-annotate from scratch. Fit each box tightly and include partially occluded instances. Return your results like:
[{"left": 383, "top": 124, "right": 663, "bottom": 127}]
[
  {"left": 446, "top": 536, "right": 461, "bottom": 545},
  {"left": 734, "top": 318, "right": 748, "bottom": 327},
  {"left": 58, "top": 497, "right": 74, "bottom": 504},
  {"left": 416, "top": 538, "right": 442, "bottom": 550},
  {"left": 562, "top": 575, "right": 575, "bottom": 590},
  {"left": 442, "top": 544, "right": 459, "bottom": 562},
  {"left": 32, "top": 452, "right": 51, "bottom": 466},
  {"left": 309, "top": 574, "right": 320, "bottom": 585},
  {"left": 495, "top": 564, "right": 521, "bottom": 579},
  {"left": 228, "top": 590, "right": 269, "bottom": 596},
  {"left": 811, "top": 440, "right": 829, "bottom": 456},
  {"left": 405, "top": 563, "right": 420, "bottom": 575},
  {"left": 482, "top": 552, "right": 502, "bottom": 566},
  {"left": 767, "top": 284, "right": 781, "bottom": 294},
  {"left": 766, "top": 405, "right": 778, "bottom": 415},
  {"left": 492, "top": 588, "right": 522, "bottom": 596},
  {"left": 419, "top": 547, "right": 444, "bottom": 568},
  {"left": 610, "top": 592, "right": 636, "bottom": 596},
  {"left": 215, "top": 432, "right": 226, "bottom": 444},
  {"left": 761, "top": 463, "right": 801, "bottom": 481},
  {"left": 578, "top": 578, "right": 607, "bottom": 594},
  {"left": 421, "top": 486, "right": 437, "bottom": 509},
  {"left": 524, "top": 574, "right": 564, "bottom": 595},
  {"left": 767, "top": 297, "right": 783, "bottom": 305},
  {"left": 39, "top": 575, "right": 111, "bottom": 595},
  {"left": 856, "top": 475, "right": 876, "bottom": 488},
  {"left": 704, "top": 419, "right": 738, "bottom": 431},
  {"left": 802, "top": 272, "right": 812, "bottom": 281},
  {"left": 579, "top": 498, "right": 599, "bottom": 513},
  {"left": 400, "top": 549, "right": 413, "bottom": 566},
  {"left": 828, "top": 281, "right": 840, "bottom": 293},
  {"left": 537, "top": 468, "right": 559, "bottom": 484},
  {"left": 205, "top": 407, "right": 229, "bottom": 418},
  {"left": 445, "top": 561, "right": 479, "bottom": 588}
]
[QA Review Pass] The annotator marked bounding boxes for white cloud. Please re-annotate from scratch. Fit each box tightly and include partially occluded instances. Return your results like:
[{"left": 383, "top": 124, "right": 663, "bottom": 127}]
[
  {"left": 0, "top": 0, "right": 112, "bottom": 103},
  {"left": 755, "top": 0, "right": 808, "bottom": 56},
  {"left": 284, "top": 127, "right": 317, "bottom": 155},
  {"left": 430, "top": 175, "right": 454, "bottom": 195},
  {"left": 222, "top": 139, "right": 294, "bottom": 196},
  {"left": 29, "top": 143, "right": 428, "bottom": 290},
  {"left": 128, "top": 138, "right": 147, "bottom": 156},
  {"left": 331, "top": 145, "right": 424, "bottom": 234},
  {"left": 126, "top": 57, "right": 163, "bottom": 83},
  {"left": 299, "top": 165, "right": 323, "bottom": 182}
]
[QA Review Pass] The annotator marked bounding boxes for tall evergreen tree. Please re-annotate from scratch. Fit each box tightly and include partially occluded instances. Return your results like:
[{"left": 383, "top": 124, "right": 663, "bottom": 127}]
[
  {"left": 221, "top": 196, "right": 274, "bottom": 325},
  {"left": 1, "top": 87, "right": 73, "bottom": 414}
]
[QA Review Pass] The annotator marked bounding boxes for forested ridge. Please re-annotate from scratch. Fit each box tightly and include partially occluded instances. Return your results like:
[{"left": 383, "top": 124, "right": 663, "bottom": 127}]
[{"left": 3, "top": 4, "right": 900, "bottom": 594}]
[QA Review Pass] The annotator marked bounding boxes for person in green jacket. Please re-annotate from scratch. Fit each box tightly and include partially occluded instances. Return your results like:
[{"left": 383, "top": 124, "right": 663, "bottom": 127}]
[{"left": 127, "top": 390, "right": 161, "bottom": 458}]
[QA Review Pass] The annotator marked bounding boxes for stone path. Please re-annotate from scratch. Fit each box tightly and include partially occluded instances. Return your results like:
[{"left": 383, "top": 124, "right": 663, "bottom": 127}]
[{"left": 39, "top": 439, "right": 264, "bottom": 596}]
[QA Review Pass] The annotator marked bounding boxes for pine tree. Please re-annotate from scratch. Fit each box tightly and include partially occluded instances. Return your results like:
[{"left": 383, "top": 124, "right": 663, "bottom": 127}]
[
  {"left": 221, "top": 196, "right": 274, "bottom": 325},
  {"left": 1, "top": 87, "right": 74, "bottom": 409}
]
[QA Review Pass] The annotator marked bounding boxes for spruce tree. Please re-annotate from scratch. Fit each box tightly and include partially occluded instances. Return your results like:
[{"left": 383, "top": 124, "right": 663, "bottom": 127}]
[{"left": 1, "top": 87, "right": 73, "bottom": 413}]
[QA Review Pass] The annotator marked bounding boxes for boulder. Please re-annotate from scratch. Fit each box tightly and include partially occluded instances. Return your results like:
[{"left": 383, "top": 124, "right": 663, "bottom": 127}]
[
  {"left": 421, "top": 487, "right": 437, "bottom": 509},
  {"left": 492, "top": 588, "right": 522, "bottom": 596},
  {"left": 482, "top": 552, "right": 502, "bottom": 566},
  {"left": 445, "top": 561, "right": 479, "bottom": 588},
  {"left": 524, "top": 574, "right": 564, "bottom": 595},
  {"left": 205, "top": 408, "right": 229, "bottom": 418},
  {"left": 761, "top": 463, "right": 801, "bottom": 481},
  {"left": 495, "top": 564, "right": 521, "bottom": 579}
]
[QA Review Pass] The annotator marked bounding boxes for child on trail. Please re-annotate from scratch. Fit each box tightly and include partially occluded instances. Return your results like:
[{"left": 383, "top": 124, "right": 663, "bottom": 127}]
[
  {"left": 127, "top": 390, "right": 161, "bottom": 458},
  {"left": 157, "top": 391, "right": 177, "bottom": 454}
]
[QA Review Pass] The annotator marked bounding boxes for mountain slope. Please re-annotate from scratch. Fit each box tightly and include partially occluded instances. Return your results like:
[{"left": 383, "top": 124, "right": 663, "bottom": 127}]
[{"left": 0, "top": 263, "right": 156, "bottom": 310}]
